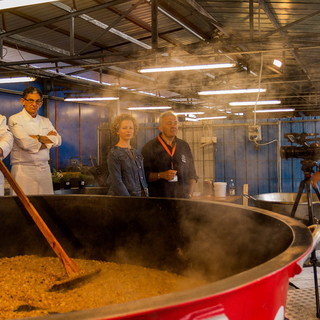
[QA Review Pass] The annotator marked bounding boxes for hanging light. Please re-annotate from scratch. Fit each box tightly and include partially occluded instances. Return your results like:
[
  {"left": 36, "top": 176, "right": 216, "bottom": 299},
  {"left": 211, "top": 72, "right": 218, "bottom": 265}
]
[
  {"left": 185, "top": 117, "right": 199, "bottom": 122},
  {"left": 229, "top": 100, "right": 281, "bottom": 106},
  {"left": 0, "top": 76, "right": 36, "bottom": 83},
  {"left": 174, "top": 112, "right": 205, "bottom": 115},
  {"left": 0, "top": 0, "right": 57, "bottom": 10},
  {"left": 273, "top": 59, "right": 282, "bottom": 68},
  {"left": 196, "top": 116, "right": 227, "bottom": 121},
  {"left": 253, "top": 108, "right": 294, "bottom": 113},
  {"left": 64, "top": 97, "right": 119, "bottom": 101},
  {"left": 199, "top": 88, "right": 266, "bottom": 95},
  {"left": 138, "top": 63, "right": 235, "bottom": 73},
  {"left": 128, "top": 106, "right": 172, "bottom": 110}
]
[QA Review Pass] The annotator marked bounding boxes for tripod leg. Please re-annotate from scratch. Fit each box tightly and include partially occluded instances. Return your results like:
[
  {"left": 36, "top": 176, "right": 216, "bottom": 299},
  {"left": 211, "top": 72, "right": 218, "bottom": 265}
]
[
  {"left": 290, "top": 180, "right": 305, "bottom": 218},
  {"left": 310, "top": 249, "right": 320, "bottom": 318},
  {"left": 305, "top": 180, "right": 320, "bottom": 318},
  {"left": 306, "top": 180, "right": 315, "bottom": 226},
  {"left": 313, "top": 185, "right": 320, "bottom": 202}
]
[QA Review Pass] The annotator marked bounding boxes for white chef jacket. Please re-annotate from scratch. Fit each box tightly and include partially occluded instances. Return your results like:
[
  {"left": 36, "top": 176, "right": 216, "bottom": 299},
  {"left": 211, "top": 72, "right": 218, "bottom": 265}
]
[
  {"left": 9, "top": 108, "right": 62, "bottom": 195},
  {"left": 0, "top": 115, "right": 13, "bottom": 196}
]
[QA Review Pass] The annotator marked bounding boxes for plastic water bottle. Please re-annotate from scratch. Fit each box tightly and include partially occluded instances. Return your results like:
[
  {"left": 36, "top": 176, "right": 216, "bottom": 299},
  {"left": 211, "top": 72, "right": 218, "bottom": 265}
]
[{"left": 229, "top": 179, "right": 236, "bottom": 196}]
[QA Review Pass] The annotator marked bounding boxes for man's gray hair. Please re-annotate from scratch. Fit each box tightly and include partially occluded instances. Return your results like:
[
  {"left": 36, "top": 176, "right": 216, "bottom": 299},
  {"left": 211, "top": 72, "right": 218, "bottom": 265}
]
[{"left": 159, "top": 111, "right": 177, "bottom": 126}]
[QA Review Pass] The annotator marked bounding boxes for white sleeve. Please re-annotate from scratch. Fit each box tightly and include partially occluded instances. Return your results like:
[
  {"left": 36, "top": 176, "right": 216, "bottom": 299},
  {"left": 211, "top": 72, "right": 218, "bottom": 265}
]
[
  {"left": 43, "top": 118, "right": 62, "bottom": 149},
  {"left": 0, "top": 115, "right": 13, "bottom": 158},
  {"left": 8, "top": 115, "right": 41, "bottom": 153}
]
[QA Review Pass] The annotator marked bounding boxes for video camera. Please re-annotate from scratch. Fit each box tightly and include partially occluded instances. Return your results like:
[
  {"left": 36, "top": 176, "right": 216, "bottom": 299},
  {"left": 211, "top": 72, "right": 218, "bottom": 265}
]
[{"left": 280, "top": 133, "right": 320, "bottom": 160}]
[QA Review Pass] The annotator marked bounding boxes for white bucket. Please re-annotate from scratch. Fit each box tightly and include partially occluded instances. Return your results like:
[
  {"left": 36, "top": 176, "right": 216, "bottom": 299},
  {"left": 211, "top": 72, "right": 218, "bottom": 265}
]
[{"left": 214, "top": 182, "right": 227, "bottom": 197}]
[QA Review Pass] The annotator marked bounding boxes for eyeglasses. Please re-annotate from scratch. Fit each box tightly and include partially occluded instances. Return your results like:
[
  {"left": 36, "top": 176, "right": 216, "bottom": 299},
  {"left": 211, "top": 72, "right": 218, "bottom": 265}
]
[{"left": 24, "top": 98, "right": 43, "bottom": 105}]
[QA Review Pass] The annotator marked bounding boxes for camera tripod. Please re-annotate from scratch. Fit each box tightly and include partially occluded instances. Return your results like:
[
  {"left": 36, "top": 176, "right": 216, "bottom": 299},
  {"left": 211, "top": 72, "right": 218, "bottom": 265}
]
[{"left": 290, "top": 159, "right": 320, "bottom": 318}]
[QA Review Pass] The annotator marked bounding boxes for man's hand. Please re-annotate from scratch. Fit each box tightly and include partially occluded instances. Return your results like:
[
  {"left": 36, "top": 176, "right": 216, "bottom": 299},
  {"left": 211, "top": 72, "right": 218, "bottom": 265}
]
[
  {"left": 47, "top": 130, "right": 57, "bottom": 136},
  {"left": 149, "top": 170, "right": 177, "bottom": 182},
  {"left": 161, "top": 170, "right": 177, "bottom": 181},
  {"left": 29, "top": 134, "right": 54, "bottom": 144},
  {"left": 38, "top": 136, "right": 53, "bottom": 144}
]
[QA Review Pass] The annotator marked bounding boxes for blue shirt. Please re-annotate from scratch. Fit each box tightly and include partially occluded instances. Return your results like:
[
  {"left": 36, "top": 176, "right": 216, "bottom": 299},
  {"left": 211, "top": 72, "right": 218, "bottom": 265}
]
[{"left": 107, "top": 146, "right": 148, "bottom": 196}]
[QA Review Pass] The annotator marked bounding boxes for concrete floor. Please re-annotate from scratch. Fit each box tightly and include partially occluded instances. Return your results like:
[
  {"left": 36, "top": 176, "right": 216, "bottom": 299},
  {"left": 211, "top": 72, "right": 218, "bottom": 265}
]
[{"left": 286, "top": 262, "right": 320, "bottom": 320}]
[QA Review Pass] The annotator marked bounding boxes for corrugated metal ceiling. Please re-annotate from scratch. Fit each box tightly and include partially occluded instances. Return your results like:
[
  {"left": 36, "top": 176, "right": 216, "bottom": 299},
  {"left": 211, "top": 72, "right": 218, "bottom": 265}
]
[{"left": 1, "top": 0, "right": 320, "bottom": 119}]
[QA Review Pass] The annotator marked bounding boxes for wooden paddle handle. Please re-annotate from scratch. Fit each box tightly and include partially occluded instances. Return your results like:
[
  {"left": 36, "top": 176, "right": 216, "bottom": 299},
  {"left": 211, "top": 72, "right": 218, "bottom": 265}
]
[{"left": 0, "top": 160, "right": 80, "bottom": 276}]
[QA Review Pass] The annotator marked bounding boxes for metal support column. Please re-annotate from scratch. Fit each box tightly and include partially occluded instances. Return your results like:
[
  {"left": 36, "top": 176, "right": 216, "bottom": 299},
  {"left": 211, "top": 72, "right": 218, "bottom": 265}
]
[{"left": 151, "top": 0, "right": 158, "bottom": 49}]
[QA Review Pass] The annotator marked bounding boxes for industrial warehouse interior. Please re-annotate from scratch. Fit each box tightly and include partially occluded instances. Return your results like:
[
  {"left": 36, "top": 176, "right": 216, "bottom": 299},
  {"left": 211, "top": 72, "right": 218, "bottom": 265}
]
[{"left": 0, "top": 1, "right": 320, "bottom": 320}]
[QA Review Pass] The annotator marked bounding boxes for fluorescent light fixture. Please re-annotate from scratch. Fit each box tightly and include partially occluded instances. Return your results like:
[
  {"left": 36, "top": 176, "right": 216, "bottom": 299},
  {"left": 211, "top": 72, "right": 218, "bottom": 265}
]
[
  {"left": 170, "top": 98, "right": 200, "bottom": 104},
  {"left": 229, "top": 100, "right": 281, "bottom": 106},
  {"left": 139, "top": 63, "right": 235, "bottom": 73},
  {"left": 196, "top": 116, "right": 227, "bottom": 121},
  {"left": 0, "top": 76, "right": 36, "bottom": 83},
  {"left": 199, "top": 88, "right": 266, "bottom": 95},
  {"left": 273, "top": 59, "right": 282, "bottom": 68},
  {"left": 185, "top": 117, "right": 199, "bottom": 122},
  {"left": 0, "top": 0, "right": 57, "bottom": 10},
  {"left": 64, "top": 97, "right": 119, "bottom": 102},
  {"left": 234, "top": 112, "right": 244, "bottom": 116},
  {"left": 174, "top": 112, "right": 205, "bottom": 115},
  {"left": 253, "top": 108, "right": 295, "bottom": 113},
  {"left": 69, "top": 75, "right": 112, "bottom": 86},
  {"left": 128, "top": 106, "right": 172, "bottom": 110}
]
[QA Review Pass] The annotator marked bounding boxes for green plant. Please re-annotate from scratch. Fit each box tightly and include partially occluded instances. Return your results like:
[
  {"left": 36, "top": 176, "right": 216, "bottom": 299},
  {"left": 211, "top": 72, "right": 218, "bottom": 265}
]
[
  {"left": 79, "top": 173, "right": 88, "bottom": 182},
  {"left": 52, "top": 169, "right": 63, "bottom": 183},
  {"left": 63, "top": 173, "right": 72, "bottom": 182}
]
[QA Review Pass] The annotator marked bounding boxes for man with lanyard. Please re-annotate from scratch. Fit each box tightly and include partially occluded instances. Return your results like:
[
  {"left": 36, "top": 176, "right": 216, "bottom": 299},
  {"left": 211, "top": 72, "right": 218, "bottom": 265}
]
[{"left": 142, "top": 111, "right": 197, "bottom": 198}]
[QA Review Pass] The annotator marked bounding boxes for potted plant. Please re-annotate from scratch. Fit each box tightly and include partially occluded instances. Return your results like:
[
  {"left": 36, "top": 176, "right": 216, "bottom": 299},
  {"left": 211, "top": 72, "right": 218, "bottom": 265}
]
[
  {"left": 52, "top": 169, "right": 63, "bottom": 190},
  {"left": 78, "top": 173, "right": 88, "bottom": 189},
  {"left": 63, "top": 173, "right": 72, "bottom": 189}
]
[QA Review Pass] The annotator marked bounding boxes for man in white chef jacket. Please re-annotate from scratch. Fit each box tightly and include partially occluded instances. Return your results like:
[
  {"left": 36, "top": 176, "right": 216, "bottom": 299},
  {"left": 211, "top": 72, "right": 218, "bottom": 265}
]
[
  {"left": 8, "top": 86, "right": 62, "bottom": 195},
  {"left": 0, "top": 115, "right": 13, "bottom": 196}
]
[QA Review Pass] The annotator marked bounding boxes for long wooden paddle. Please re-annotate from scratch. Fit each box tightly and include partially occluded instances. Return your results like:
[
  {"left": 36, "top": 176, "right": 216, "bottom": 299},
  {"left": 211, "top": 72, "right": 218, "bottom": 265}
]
[{"left": 0, "top": 160, "right": 99, "bottom": 289}]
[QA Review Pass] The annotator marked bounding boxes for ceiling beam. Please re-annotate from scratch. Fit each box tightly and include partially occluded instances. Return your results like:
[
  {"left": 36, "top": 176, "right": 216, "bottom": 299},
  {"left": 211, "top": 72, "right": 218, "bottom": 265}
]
[
  {"left": 0, "top": 0, "right": 129, "bottom": 38},
  {"left": 78, "top": 0, "right": 147, "bottom": 54}
]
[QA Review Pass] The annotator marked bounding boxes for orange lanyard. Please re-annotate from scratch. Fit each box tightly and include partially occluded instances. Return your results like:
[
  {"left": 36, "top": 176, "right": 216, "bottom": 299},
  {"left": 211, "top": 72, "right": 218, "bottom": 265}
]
[{"left": 158, "top": 136, "right": 176, "bottom": 169}]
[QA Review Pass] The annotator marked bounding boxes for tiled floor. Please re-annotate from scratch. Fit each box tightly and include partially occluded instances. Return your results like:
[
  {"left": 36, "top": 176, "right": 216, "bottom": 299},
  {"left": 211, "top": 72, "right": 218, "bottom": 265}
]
[{"left": 286, "top": 264, "right": 320, "bottom": 320}]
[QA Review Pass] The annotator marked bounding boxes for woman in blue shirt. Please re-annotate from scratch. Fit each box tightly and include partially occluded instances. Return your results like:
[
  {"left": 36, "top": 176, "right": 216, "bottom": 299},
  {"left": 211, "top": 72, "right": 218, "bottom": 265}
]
[{"left": 107, "top": 114, "right": 148, "bottom": 196}]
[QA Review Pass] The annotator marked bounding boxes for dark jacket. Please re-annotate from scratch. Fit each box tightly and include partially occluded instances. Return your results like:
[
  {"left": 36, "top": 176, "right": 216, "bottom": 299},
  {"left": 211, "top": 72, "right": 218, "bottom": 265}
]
[
  {"left": 142, "top": 135, "right": 197, "bottom": 198},
  {"left": 107, "top": 146, "right": 148, "bottom": 196}
]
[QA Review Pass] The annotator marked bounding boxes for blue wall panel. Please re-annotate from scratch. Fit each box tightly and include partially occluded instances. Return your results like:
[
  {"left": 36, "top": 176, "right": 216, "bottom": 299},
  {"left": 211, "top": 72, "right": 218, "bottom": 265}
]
[
  {"left": 54, "top": 101, "right": 110, "bottom": 170},
  {"left": 214, "top": 117, "right": 320, "bottom": 196},
  {"left": 56, "top": 102, "right": 80, "bottom": 169},
  {"left": 233, "top": 124, "right": 247, "bottom": 194},
  {"left": 266, "top": 121, "right": 278, "bottom": 192},
  {"left": 80, "top": 105, "right": 107, "bottom": 166}
]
